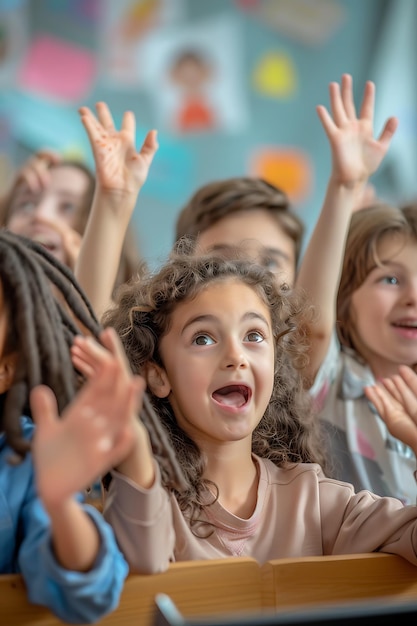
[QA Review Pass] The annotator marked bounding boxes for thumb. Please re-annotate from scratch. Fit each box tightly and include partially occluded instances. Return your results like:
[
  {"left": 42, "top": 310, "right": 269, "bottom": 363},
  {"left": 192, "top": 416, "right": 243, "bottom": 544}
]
[{"left": 30, "top": 385, "right": 59, "bottom": 431}]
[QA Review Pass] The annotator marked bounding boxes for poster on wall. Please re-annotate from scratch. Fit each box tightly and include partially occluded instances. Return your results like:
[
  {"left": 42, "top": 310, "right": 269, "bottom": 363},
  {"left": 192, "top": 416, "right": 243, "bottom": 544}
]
[
  {"left": 0, "top": 1, "right": 28, "bottom": 87},
  {"left": 100, "top": 0, "right": 185, "bottom": 88},
  {"left": 141, "top": 15, "right": 248, "bottom": 134}
]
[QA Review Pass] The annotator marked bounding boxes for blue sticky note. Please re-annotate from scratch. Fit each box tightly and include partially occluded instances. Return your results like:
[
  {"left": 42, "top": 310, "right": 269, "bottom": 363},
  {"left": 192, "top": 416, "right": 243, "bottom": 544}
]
[{"left": 1, "top": 92, "right": 92, "bottom": 164}]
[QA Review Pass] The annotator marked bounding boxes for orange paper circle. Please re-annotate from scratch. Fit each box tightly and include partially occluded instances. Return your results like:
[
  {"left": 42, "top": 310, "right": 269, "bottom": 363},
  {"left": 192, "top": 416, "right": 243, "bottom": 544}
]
[{"left": 250, "top": 148, "right": 312, "bottom": 202}]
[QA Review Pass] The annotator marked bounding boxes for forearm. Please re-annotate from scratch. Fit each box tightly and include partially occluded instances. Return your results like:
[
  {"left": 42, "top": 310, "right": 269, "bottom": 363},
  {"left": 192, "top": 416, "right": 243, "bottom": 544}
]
[
  {"left": 46, "top": 498, "right": 101, "bottom": 572},
  {"left": 104, "top": 465, "right": 174, "bottom": 573},
  {"left": 115, "top": 420, "right": 156, "bottom": 489},
  {"left": 75, "top": 187, "right": 137, "bottom": 318},
  {"left": 296, "top": 178, "right": 365, "bottom": 381}
]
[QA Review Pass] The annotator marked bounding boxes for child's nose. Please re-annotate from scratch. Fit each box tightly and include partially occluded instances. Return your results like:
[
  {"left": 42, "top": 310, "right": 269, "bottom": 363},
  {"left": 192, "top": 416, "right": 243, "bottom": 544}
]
[
  {"left": 222, "top": 340, "right": 248, "bottom": 369},
  {"left": 403, "top": 280, "right": 417, "bottom": 305},
  {"left": 33, "top": 197, "right": 55, "bottom": 220}
]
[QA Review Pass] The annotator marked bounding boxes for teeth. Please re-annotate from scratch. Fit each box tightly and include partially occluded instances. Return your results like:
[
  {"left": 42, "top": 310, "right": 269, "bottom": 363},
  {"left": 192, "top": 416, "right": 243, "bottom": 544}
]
[{"left": 32, "top": 234, "right": 50, "bottom": 244}]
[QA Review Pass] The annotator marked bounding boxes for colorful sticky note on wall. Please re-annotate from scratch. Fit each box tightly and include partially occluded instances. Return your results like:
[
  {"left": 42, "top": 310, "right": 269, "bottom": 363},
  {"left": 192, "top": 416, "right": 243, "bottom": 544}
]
[
  {"left": 18, "top": 35, "right": 97, "bottom": 102},
  {"left": 2, "top": 92, "right": 92, "bottom": 163},
  {"left": 252, "top": 52, "right": 297, "bottom": 98},
  {"left": 249, "top": 147, "right": 312, "bottom": 203}
]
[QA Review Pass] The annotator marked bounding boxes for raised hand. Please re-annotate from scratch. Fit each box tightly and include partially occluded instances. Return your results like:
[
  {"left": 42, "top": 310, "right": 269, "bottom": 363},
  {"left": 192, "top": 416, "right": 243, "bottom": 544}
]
[
  {"left": 316, "top": 74, "right": 398, "bottom": 188},
  {"left": 79, "top": 102, "right": 158, "bottom": 196},
  {"left": 71, "top": 327, "right": 156, "bottom": 489},
  {"left": 364, "top": 365, "right": 417, "bottom": 456},
  {"left": 31, "top": 328, "right": 145, "bottom": 508},
  {"left": 12, "top": 149, "right": 60, "bottom": 193}
]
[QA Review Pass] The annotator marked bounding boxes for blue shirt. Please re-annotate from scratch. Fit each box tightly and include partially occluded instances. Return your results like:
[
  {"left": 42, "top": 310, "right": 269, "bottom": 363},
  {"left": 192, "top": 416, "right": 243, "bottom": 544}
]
[{"left": 0, "top": 417, "right": 128, "bottom": 623}]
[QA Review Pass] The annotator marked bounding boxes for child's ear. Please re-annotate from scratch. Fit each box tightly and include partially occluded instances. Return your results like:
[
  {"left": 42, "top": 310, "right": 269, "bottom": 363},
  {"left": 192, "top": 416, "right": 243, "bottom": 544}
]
[
  {"left": 0, "top": 352, "right": 17, "bottom": 394},
  {"left": 145, "top": 362, "right": 171, "bottom": 399}
]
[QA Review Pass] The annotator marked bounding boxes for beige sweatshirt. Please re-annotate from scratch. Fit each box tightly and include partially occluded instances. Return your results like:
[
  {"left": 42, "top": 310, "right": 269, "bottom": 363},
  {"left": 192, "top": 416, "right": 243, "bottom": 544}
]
[{"left": 104, "top": 456, "right": 417, "bottom": 574}]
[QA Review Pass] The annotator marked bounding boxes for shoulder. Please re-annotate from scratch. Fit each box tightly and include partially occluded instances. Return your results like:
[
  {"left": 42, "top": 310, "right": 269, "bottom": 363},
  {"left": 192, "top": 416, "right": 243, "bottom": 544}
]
[
  {"left": 257, "top": 456, "right": 325, "bottom": 485},
  {"left": 0, "top": 416, "right": 34, "bottom": 452}
]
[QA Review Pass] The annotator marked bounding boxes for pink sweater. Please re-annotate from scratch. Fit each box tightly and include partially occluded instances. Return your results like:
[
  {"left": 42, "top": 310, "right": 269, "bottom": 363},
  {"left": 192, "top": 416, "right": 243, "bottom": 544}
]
[{"left": 104, "top": 456, "right": 417, "bottom": 574}]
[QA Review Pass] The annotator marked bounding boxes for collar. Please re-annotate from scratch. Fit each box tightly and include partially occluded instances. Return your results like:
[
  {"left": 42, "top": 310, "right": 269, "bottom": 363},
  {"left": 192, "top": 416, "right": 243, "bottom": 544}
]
[{"left": 338, "top": 347, "right": 375, "bottom": 400}]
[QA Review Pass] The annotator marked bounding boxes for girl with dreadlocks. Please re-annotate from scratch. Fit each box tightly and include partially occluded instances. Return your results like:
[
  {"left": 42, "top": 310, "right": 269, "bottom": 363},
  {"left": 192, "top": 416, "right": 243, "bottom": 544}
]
[
  {"left": 0, "top": 230, "right": 142, "bottom": 623},
  {"left": 73, "top": 248, "right": 417, "bottom": 575}
]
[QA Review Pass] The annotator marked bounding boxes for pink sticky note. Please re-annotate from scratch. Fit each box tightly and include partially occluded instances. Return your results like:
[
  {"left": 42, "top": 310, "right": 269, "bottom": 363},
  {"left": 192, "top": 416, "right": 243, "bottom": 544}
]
[{"left": 18, "top": 35, "right": 96, "bottom": 102}]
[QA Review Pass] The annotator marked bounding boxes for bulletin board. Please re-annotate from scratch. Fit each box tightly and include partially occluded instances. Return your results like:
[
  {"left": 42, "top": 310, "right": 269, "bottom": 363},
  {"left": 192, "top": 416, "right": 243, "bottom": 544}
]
[{"left": 1, "top": 0, "right": 413, "bottom": 267}]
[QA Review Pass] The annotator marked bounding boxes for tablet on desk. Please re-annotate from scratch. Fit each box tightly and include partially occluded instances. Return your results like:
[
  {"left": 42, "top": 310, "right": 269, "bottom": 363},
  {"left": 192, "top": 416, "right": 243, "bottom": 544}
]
[{"left": 152, "top": 593, "right": 417, "bottom": 626}]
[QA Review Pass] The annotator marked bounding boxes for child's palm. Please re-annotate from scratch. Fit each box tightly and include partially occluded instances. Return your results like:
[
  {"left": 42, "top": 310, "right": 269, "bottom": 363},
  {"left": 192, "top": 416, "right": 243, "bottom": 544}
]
[
  {"left": 79, "top": 102, "right": 158, "bottom": 195},
  {"left": 364, "top": 365, "right": 417, "bottom": 455},
  {"left": 30, "top": 329, "right": 144, "bottom": 507},
  {"left": 331, "top": 119, "right": 388, "bottom": 183},
  {"left": 317, "top": 74, "right": 398, "bottom": 186}
]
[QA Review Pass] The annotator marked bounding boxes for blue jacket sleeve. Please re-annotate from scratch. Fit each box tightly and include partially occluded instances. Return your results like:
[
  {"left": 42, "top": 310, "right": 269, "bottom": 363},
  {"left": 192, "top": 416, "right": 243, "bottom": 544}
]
[{"left": 18, "top": 481, "right": 128, "bottom": 624}]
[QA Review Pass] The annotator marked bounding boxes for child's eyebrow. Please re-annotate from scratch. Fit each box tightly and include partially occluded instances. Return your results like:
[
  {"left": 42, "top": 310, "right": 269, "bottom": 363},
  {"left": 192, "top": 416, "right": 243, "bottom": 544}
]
[
  {"left": 208, "top": 243, "right": 291, "bottom": 263},
  {"left": 371, "top": 260, "right": 405, "bottom": 271},
  {"left": 263, "top": 246, "right": 292, "bottom": 263},
  {"left": 181, "top": 311, "right": 270, "bottom": 335}
]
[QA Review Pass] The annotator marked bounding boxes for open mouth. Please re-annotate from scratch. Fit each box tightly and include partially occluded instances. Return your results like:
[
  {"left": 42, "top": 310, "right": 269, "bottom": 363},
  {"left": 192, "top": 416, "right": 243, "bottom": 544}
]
[
  {"left": 392, "top": 321, "right": 417, "bottom": 329},
  {"left": 31, "top": 234, "right": 59, "bottom": 254},
  {"left": 212, "top": 384, "right": 251, "bottom": 408}
]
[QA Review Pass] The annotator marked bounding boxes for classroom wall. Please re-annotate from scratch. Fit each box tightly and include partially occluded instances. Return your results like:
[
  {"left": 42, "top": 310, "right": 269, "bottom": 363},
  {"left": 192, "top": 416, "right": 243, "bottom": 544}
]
[{"left": 1, "top": 0, "right": 415, "bottom": 267}]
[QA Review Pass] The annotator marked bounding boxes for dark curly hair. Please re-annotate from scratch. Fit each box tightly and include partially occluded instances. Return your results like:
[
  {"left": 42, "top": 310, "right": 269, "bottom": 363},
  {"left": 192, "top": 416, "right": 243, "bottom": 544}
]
[{"left": 103, "top": 241, "right": 326, "bottom": 530}]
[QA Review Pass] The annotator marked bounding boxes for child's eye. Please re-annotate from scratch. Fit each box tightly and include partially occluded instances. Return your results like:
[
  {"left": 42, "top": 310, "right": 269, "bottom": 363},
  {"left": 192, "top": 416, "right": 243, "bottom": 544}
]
[
  {"left": 15, "top": 200, "right": 36, "bottom": 214},
  {"left": 59, "top": 202, "right": 77, "bottom": 215},
  {"left": 245, "top": 331, "right": 264, "bottom": 343},
  {"left": 193, "top": 334, "right": 215, "bottom": 346},
  {"left": 260, "top": 255, "right": 280, "bottom": 272},
  {"left": 381, "top": 276, "right": 399, "bottom": 285}
]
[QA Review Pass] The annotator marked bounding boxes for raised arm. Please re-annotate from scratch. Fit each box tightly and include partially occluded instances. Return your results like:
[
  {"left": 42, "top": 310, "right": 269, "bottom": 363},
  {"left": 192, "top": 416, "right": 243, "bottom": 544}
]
[
  {"left": 75, "top": 103, "right": 158, "bottom": 318},
  {"left": 71, "top": 328, "right": 172, "bottom": 574},
  {"left": 296, "top": 74, "right": 398, "bottom": 386}
]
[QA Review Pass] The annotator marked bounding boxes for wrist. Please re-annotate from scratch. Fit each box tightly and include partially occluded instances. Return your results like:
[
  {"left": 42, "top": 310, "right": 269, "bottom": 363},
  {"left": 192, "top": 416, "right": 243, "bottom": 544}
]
[
  {"left": 115, "top": 420, "right": 155, "bottom": 488},
  {"left": 93, "top": 186, "right": 138, "bottom": 217},
  {"left": 42, "top": 495, "right": 76, "bottom": 520},
  {"left": 328, "top": 175, "right": 367, "bottom": 193}
]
